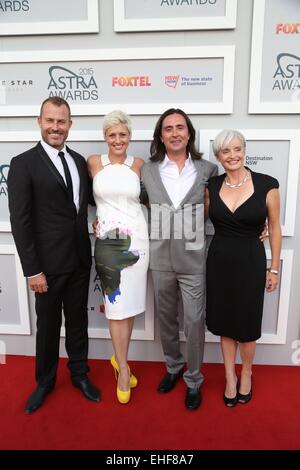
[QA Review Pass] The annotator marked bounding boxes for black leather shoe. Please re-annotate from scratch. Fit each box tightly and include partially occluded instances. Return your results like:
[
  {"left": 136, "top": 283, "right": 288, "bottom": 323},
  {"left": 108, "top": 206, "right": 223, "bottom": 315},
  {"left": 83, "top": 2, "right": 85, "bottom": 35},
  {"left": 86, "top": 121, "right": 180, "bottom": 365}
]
[
  {"left": 25, "top": 384, "right": 54, "bottom": 414},
  {"left": 185, "top": 387, "right": 202, "bottom": 410},
  {"left": 157, "top": 370, "right": 183, "bottom": 393},
  {"left": 72, "top": 378, "right": 100, "bottom": 402}
]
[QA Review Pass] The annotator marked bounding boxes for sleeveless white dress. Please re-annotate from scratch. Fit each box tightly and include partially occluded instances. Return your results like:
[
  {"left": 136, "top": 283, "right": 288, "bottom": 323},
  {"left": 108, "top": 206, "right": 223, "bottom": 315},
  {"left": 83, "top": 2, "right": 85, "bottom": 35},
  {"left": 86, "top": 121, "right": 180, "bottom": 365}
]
[{"left": 93, "top": 155, "right": 149, "bottom": 319}]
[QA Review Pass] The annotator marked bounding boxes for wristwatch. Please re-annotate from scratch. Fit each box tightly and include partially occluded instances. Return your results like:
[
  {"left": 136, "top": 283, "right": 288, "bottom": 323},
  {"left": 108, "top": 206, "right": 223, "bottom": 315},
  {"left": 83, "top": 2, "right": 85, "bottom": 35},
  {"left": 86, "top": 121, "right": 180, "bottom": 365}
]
[{"left": 267, "top": 268, "right": 279, "bottom": 275}]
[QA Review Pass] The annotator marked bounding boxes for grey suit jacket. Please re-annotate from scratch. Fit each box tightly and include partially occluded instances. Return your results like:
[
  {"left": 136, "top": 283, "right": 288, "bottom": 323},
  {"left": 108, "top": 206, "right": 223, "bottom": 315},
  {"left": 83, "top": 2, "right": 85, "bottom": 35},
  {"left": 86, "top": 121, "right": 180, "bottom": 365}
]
[{"left": 142, "top": 158, "right": 218, "bottom": 274}]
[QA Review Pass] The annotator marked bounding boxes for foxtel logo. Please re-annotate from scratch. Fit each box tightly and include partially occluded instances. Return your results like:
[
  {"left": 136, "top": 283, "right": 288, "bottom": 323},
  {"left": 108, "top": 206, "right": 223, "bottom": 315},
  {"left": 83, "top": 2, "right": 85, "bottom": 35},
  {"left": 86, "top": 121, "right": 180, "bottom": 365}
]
[
  {"left": 276, "top": 23, "right": 300, "bottom": 34},
  {"left": 112, "top": 76, "right": 151, "bottom": 87}
]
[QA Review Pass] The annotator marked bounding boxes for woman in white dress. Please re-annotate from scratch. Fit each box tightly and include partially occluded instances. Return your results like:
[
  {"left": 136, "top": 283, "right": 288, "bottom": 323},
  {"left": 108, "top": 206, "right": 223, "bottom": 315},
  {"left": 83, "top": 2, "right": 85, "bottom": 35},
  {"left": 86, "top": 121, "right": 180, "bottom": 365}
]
[{"left": 87, "top": 110, "right": 149, "bottom": 404}]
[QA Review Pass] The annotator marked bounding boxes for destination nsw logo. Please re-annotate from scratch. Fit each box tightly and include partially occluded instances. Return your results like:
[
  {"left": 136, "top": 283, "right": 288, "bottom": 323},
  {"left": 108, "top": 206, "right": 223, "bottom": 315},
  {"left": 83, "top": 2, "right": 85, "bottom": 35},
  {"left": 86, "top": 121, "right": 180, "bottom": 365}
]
[
  {"left": 47, "top": 66, "right": 99, "bottom": 101},
  {"left": 273, "top": 53, "right": 300, "bottom": 91}
]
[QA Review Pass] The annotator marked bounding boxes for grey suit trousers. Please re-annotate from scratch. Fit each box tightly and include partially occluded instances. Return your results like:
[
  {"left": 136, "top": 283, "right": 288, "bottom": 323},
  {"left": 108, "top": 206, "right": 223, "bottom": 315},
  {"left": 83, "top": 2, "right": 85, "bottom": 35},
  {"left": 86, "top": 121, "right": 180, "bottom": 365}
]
[{"left": 151, "top": 270, "right": 205, "bottom": 389}]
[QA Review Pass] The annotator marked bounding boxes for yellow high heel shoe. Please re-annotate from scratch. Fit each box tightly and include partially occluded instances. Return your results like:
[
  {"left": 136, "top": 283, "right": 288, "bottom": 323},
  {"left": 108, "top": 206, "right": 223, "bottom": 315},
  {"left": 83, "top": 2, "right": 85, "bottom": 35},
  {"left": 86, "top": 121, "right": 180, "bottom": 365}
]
[
  {"left": 110, "top": 357, "right": 131, "bottom": 404},
  {"left": 110, "top": 355, "right": 138, "bottom": 388},
  {"left": 117, "top": 386, "right": 131, "bottom": 404}
]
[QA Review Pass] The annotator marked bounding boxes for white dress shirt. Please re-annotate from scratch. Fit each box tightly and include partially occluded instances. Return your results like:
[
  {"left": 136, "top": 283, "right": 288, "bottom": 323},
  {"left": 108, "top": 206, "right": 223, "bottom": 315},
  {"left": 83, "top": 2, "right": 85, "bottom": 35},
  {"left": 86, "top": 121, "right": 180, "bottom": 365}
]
[
  {"left": 159, "top": 153, "right": 197, "bottom": 209},
  {"left": 40, "top": 139, "right": 80, "bottom": 211}
]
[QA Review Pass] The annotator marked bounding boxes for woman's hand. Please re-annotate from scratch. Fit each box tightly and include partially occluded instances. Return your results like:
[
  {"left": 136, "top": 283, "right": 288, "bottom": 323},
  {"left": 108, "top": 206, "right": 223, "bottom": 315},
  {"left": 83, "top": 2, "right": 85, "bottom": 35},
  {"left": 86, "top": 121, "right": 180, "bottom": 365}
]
[
  {"left": 266, "top": 271, "right": 278, "bottom": 292},
  {"left": 204, "top": 188, "right": 210, "bottom": 221},
  {"left": 259, "top": 222, "right": 268, "bottom": 242},
  {"left": 92, "top": 218, "right": 100, "bottom": 237}
]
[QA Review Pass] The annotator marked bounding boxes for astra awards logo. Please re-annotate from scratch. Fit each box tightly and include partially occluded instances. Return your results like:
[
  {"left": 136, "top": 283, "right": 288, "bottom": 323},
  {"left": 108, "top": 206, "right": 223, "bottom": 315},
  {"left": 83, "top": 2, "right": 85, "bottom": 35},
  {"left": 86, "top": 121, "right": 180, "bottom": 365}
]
[
  {"left": 47, "top": 66, "right": 99, "bottom": 101},
  {"left": 87, "top": 272, "right": 105, "bottom": 314},
  {"left": 0, "top": 164, "right": 9, "bottom": 197},
  {"left": 273, "top": 53, "right": 300, "bottom": 91},
  {"left": 0, "top": 0, "right": 29, "bottom": 12},
  {"left": 276, "top": 23, "right": 300, "bottom": 34},
  {"left": 160, "top": 0, "right": 217, "bottom": 6},
  {"left": 165, "top": 75, "right": 180, "bottom": 88}
]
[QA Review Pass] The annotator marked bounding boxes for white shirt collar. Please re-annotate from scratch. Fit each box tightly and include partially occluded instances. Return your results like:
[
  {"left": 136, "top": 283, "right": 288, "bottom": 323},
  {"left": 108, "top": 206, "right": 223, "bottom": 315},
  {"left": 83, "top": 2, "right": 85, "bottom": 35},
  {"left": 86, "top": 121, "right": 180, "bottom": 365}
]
[
  {"left": 40, "top": 139, "right": 67, "bottom": 159},
  {"left": 160, "top": 153, "right": 192, "bottom": 170}
]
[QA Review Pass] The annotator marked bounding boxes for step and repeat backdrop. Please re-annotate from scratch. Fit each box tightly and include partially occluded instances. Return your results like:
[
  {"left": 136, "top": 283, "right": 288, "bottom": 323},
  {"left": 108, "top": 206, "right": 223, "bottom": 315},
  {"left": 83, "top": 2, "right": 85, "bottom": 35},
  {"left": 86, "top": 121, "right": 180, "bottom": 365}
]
[
  {"left": 0, "top": 46, "right": 235, "bottom": 115},
  {"left": 0, "top": 0, "right": 299, "bottom": 353},
  {"left": 0, "top": 0, "right": 99, "bottom": 35}
]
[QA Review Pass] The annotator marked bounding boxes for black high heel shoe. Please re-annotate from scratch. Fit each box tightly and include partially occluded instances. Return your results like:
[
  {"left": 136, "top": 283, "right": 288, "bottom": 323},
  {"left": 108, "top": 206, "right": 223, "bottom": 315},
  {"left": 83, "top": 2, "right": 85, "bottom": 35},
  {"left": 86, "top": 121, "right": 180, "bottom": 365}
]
[
  {"left": 223, "top": 382, "right": 239, "bottom": 408},
  {"left": 237, "top": 389, "right": 252, "bottom": 404}
]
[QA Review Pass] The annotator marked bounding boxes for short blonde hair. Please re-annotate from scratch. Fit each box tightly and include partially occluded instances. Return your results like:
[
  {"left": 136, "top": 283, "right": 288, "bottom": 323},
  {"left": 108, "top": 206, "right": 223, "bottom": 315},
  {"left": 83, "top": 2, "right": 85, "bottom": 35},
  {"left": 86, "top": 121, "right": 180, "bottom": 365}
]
[
  {"left": 103, "top": 110, "right": 132, "bottom": 137},
  {"left": 212, "top": 129, "right": 246, "bottom": 157}
]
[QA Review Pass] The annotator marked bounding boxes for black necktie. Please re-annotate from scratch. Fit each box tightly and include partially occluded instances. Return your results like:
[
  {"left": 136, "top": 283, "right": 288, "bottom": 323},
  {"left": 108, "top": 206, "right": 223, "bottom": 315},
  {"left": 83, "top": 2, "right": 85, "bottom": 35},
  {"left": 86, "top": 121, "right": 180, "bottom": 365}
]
[{"left": 58, "top": 151, "right": 73, "bottom": 201}]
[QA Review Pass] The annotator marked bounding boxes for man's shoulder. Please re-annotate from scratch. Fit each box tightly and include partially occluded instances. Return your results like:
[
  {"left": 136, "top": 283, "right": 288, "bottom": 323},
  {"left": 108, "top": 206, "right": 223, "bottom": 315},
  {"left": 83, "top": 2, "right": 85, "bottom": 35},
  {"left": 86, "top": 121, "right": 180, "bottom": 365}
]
[
  {"left": 12, "top": 144, "right": 39, "bottom": 163},
  {"left": 143, "top": 159, "right": 154, "bottom": 168},
  {"left": 194, "top": 157, "right": 218, "bottom": 175},
  {"left": 141, "top": 159, "right": 155, "bottom": 175},
  {"left": 200, "top": 158, "right": 217, "bottom": 171}
]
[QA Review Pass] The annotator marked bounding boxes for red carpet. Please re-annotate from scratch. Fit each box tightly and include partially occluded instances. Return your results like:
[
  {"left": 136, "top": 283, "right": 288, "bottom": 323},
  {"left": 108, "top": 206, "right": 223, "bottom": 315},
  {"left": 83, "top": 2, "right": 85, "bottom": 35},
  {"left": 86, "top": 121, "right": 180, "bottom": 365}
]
[{"left": 0, "top": 355, "right": 299, "bottom": 450}]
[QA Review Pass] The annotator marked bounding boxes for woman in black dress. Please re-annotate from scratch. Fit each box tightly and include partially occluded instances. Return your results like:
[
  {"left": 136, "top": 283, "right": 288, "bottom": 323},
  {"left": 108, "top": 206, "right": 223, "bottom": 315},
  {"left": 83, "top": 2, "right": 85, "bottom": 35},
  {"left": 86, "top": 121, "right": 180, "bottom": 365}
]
[{"left": 205, "top": 130, "right": 281, "bottom": 407}]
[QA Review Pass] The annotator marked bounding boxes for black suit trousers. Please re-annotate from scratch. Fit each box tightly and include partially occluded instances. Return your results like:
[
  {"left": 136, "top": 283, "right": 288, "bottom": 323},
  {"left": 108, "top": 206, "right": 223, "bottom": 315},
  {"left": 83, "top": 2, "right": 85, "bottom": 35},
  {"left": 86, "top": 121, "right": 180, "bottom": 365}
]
[{"left": 35, "top": 264, "right": 91, "bottom": 386}]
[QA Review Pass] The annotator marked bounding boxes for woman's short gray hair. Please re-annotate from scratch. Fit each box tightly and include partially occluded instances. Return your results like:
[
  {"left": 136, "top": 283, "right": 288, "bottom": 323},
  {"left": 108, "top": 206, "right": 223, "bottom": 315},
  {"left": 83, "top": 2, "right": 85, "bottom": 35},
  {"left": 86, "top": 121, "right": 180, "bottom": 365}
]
[
  {"left": 212, "top": 129, "right": 246, "bottom": 157},
  {"left": 103, "top": 110, "right": 132, "bottom": 137}
]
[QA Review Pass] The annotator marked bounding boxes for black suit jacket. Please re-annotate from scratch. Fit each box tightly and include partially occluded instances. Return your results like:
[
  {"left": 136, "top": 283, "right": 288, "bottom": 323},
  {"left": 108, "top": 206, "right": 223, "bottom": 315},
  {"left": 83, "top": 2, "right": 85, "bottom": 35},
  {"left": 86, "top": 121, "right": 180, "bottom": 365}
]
[{"left": 8, "top": 142, "right": 92, "bottom": 277}]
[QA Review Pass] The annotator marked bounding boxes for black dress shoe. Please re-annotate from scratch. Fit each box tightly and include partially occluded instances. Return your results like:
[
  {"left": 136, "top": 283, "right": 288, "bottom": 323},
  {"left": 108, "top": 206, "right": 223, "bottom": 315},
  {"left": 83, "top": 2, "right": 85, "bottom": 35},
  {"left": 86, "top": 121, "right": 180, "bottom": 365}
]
[
  {"left": 157, "top": 370, "right": 183, "bottom": 393},
  {"left": 224, "top": 381, "right": 239, "bottom": 407},
  {"left": 72, "top": 378, "right": 100, "bottom": 402},
  {"left": 25, "top": 384, "right": 54, "bottom": 414},
  {"left": 237, "top": 389, "right": 252, "bottom": 404},
  {"left": 223, "top": 393, "right": 238, "bottom": 407},
  {"left": 185, "top": 387, "right": 202, "bottom": 410}
]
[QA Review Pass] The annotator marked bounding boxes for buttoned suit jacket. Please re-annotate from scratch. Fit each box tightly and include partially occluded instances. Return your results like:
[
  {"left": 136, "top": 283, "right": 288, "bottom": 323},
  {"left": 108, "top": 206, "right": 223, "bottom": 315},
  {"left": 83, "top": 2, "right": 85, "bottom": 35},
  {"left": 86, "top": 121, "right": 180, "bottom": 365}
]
[
  {"left": 141, "top": 158, "right": 218, "bottom": 274},
  {"left": 8, "top": 142, "right": 92, "bottom": 277}
]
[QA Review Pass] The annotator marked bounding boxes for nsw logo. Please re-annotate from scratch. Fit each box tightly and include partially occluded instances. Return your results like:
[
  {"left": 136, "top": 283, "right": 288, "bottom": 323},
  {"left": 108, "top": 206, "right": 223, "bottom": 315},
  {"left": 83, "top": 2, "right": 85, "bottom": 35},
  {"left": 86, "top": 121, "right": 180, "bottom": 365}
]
[{"left": 165, "top": 75, "right": 180, "bottom": 88}]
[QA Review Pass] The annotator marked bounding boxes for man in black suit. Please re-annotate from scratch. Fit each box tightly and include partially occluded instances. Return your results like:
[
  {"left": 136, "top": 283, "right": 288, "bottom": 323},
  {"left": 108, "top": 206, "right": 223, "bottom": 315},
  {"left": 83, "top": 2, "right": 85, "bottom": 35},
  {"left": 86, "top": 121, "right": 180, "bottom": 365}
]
[{"left": 8, "top": 97, "right": 100, "bottom": 414}]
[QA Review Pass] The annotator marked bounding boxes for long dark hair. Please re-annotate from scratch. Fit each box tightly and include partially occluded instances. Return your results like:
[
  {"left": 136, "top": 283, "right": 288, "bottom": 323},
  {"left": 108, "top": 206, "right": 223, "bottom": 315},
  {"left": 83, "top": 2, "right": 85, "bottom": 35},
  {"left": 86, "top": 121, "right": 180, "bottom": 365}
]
[{"left": 150, "top": 108, "right": 203, "bottom": 162}]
